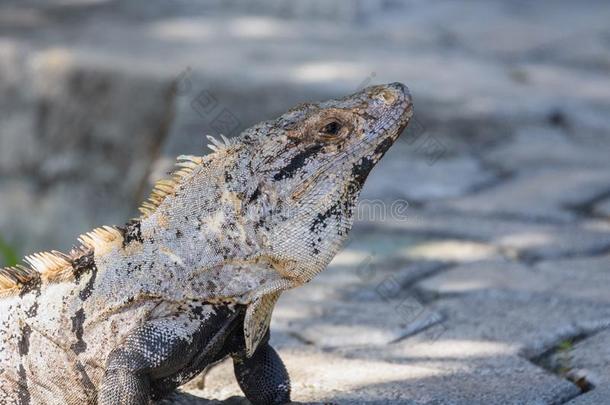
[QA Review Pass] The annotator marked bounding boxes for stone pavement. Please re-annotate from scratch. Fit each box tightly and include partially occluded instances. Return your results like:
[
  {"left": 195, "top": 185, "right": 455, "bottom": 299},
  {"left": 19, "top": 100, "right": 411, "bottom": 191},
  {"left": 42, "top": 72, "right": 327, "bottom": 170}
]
[{"left": 1, "top": 1, "right": 610, "bottom": 404}]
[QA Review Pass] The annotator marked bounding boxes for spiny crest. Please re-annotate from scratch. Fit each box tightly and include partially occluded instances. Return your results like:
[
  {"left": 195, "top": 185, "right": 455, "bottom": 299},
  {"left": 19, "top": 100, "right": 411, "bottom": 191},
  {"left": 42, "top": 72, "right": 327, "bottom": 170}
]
[
  {"left": 206, "top": 134, "right": 233, "bottom": 153},
  {"left": 138, "top": 154, "right": 205, "bottom": 218},
  {"left": 0, "top": 266, "right": 35, "bottom": 296},
  {"left": 78, "top": 226, "right": 122, "bottom": 252},
  {"left": 0, "top": 226, "right": 122, "bottom": 297},
  {"left": 24, "top": 251, "right": 71, "bottom": 276}
]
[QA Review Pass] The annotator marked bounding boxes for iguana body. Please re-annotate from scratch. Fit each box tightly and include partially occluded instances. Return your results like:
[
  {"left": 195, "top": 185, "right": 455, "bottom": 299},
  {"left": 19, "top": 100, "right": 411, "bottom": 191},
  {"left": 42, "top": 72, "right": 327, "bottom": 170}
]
[{"left": 0, "top": 83, "right": 413, "bottom": 404}]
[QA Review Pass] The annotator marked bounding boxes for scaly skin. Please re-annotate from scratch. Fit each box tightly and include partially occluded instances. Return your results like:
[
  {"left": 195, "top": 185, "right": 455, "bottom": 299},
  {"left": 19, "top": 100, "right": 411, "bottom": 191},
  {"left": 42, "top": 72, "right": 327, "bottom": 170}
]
[{"left": 0, "top": 83, "right": 413, "bottom": 404}]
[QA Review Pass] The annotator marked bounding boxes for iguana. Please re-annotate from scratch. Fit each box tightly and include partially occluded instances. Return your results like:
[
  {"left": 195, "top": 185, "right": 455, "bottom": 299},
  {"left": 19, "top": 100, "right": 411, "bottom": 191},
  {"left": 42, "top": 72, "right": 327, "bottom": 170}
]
[{"left": 0, "top": 82, "right": 413, "bottom": 405}]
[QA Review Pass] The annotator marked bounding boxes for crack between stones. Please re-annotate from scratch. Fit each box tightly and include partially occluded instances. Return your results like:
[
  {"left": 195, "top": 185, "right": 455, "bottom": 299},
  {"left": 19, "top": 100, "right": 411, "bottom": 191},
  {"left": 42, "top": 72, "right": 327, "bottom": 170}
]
[
  {"left": 467, "top": 154, "right": 515, "bottom": 194},
  {"left": 516, "top": 243, "right": 610, "bottom": 266},
  {"left": 527, "top": 329, "right": 610, "bottom": 403},
  {"left": 564, "top": 188, "right": 610, "bottom": 220},
  {"left": 399, "top": 262, "right": 456, "bottom": 290},
  {"left": 287, "top": 331, "right": 315, "bottom": 347}
]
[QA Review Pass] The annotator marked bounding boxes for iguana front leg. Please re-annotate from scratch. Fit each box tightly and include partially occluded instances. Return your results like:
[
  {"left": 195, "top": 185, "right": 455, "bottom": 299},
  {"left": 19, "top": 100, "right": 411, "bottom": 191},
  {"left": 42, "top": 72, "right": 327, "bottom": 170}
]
[
  {"left": 232, "top": 331, "right": 291, "bottom": 405},
  {"left": 98, "top": 306, "right": 239, "bottom": 405}
]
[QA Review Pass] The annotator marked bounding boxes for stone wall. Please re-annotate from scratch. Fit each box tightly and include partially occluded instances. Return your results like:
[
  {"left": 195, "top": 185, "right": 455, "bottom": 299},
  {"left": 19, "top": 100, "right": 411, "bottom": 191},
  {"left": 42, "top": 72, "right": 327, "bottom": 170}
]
[{"left": 0, "top": 43, "right": 175, "bottom": 254}]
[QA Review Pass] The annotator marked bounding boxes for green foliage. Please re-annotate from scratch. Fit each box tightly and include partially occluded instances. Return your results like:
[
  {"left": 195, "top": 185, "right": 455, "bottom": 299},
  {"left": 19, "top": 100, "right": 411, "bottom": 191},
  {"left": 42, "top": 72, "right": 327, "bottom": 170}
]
[
  {"left": 0, "top": 235, "right": 19, "bottom": 267},
  {"left": 557, "top": 339, "right": 574, "bottom": 352}
]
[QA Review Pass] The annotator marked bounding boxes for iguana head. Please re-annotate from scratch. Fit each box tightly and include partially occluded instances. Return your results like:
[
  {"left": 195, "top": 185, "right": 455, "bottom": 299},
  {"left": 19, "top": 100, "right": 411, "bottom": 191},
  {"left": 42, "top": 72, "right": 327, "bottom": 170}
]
[{"left": 240, "top": 82, "right": 413, "bottom": 283}]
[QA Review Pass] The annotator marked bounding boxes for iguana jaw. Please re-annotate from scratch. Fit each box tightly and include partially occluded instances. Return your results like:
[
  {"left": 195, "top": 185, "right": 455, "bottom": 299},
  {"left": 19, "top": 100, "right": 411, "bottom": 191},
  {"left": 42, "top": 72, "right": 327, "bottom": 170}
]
[{"left": 251, "top": 82, "right": 413, "bottom": 284}]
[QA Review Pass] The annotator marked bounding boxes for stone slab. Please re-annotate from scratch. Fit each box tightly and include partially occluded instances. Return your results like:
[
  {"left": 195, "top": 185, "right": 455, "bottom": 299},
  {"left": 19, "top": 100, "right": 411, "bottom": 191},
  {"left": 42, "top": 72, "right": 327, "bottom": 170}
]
[
  {"left": 282, "top": 298, "right": 443, "bottom": 348},
  {"left": 417, "top": 258, "right": 610, "bottom": 304},
  {"left": 342, "top": 226, "right": 503, "bottom": 266},
  {"left": 483, "top": 126, "right": 610, "bottom": 172},
  {"left": 594, "top": 198, "right": 610, "bottom": 218},
  {"left": 426, "top": 294, "right": 610, "bottom": 359},
  {"left": 358, "top": 211, "right": 610, "bottom": 261},
  {"left": 194, "top": 347, "right": 579, "bottom": 404},
  {"left": 361, "top": 140, "right": 498, "bottom": 202},
  {"left": 433, "top": 168, "right": 610, "bottom": 222}
]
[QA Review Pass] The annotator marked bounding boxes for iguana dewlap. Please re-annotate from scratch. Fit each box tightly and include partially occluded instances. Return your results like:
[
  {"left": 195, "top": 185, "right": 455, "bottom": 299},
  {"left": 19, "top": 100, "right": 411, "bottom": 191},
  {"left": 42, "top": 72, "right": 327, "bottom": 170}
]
[{"left": 0, "top": 83, "right": 413, "bottom": 405}]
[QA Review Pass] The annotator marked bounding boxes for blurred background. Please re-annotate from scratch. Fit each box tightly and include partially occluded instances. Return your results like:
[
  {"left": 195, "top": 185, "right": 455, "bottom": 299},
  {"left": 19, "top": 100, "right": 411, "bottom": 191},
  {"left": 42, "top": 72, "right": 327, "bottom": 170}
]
[{"left": 1, "top": 1, "right": 610, "bottom": 403}]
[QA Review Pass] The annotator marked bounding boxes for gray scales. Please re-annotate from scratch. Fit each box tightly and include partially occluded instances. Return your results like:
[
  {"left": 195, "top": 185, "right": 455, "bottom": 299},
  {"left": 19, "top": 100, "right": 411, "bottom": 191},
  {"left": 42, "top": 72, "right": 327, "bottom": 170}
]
[{"left": 0, "top": 83, "right": 413, "bottom": 405}]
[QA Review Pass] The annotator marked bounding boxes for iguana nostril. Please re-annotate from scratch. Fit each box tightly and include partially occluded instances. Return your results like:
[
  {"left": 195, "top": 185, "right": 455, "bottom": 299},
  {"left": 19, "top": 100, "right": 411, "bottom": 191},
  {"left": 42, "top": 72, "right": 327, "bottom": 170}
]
[{"left": 374, "top": 89, "right": 397, "bottom": 105}]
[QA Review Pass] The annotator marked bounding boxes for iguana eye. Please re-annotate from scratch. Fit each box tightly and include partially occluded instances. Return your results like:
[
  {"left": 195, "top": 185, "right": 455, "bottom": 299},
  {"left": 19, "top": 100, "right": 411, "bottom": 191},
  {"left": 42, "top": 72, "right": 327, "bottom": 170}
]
[
  {"left": 318, "top": 120, "right": 345, "bottom": 140},
  {"left": 321, "top": 121, "right": 341, "bottom": 135}
]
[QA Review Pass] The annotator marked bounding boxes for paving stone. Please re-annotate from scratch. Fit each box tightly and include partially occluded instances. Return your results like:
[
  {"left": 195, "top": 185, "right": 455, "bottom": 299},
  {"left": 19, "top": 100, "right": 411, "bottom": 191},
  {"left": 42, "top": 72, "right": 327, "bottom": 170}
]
[
  {"left": 332, "top": 292, "right": 610, "bottom": 370},
  {"left": 269, "top": 232, "right": 495, "bottom": 349},
  {"left": 566, "top": 388, "right": 610, "bottom": 405},
  {"left": 277, "top": 261, "right": 610, "bottom": 356},
  {"left": 197, "top": 347, "right": 579, "bottom": 404},
  {"left": 269, "top": 228, "right": 500, "bottom": 345},
  {"left": 534, "top": 254, "right": 610, "bottom": 289},
  {"left": 594, "top": 198, "right": 610, "bottom": 218},
  {"left": 427, "top": 294, "right": 610, "bottom": 359},
  {"left": 483, "top": 126, "right": 610, "bottom": 172},
  {"left": 502, "top": 220, "right": 610, "bottom": 261},
  {"left": 361, "top": 140, "right": 498, "bottom": 202},
  {"left": 432, "top": 0, "right": 610, "bottom": 60},
  {"left": 564, "top": 103, "right": 610, "bottom": 141},
  {"left": 433, "top": 168, "right": 610, "bottom": 222},
  {"left": 279, "top": 255, "right": 446, "bottom": 310},
  {"left": 358, "top": 211, "right": 610, "bottom": 261},
  {"left": 344, "top": 226, "right": 503, "bottom": 265},
  {"left": 417, "top": 258, "right": 610, "bottom": 304},
  {"left": 281, "top": 298, "right": 443, "bottom": 348},
  {"left": 348, "top": 260, "right": 449, "bottom": 302}
]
